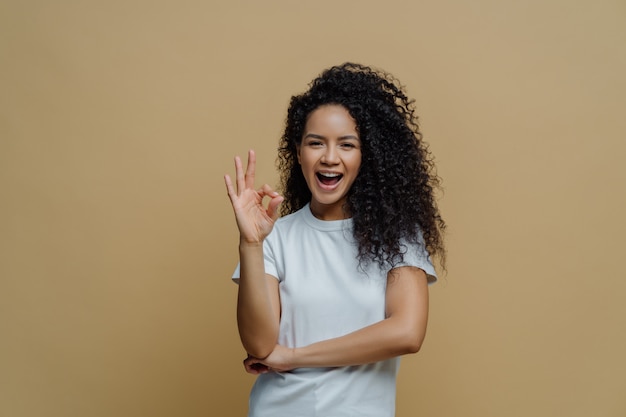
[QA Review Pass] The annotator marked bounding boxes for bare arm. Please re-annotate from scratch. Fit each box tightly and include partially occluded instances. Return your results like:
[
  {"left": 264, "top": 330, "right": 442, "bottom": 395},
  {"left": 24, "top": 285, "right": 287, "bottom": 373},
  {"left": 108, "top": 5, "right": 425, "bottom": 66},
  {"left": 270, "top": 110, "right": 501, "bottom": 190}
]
[
  {"left": 225, "top": 150, "right": 283, "bottom": 359},
  {"left": 237, "top": 255, "right": 281, "bottom": 358},
  {"left": 244, "top": 266, "right": 429, "bottom": 373}
]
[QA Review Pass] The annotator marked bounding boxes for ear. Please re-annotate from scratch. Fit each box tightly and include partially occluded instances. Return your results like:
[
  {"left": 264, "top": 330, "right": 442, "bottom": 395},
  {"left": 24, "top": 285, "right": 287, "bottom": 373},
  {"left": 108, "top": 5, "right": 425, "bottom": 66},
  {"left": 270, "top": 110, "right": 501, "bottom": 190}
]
[{"left": 296, "top": 144, "right": 301, "bottom": 164}]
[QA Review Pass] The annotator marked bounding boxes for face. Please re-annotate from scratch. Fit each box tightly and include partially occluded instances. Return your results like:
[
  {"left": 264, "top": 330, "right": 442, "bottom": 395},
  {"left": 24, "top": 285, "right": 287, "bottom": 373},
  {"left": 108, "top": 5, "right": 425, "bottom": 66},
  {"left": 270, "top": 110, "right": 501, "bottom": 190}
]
[{"left": 297, "top": 104, "right": 362, "bottom": 220}]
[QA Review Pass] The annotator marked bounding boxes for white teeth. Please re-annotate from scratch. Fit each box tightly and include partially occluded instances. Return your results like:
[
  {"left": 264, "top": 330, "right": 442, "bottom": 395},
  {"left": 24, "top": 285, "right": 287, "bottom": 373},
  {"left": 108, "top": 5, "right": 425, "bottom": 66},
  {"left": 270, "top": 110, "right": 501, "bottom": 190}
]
[{"left": 319, "top": 172, "right": 340, "bottom": 178}]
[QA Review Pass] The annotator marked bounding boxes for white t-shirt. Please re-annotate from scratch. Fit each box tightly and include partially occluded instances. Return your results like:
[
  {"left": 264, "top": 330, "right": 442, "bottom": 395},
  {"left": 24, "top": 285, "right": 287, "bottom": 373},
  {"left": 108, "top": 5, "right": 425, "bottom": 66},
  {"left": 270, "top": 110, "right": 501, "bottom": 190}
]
[{"left": 233, "top": 204, "right": 436, "bottom": 417}]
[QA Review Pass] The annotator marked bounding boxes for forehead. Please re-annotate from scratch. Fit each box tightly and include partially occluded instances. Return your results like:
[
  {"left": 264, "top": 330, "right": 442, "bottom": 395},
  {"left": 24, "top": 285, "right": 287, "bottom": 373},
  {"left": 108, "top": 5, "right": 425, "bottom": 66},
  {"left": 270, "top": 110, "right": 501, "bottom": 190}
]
[{"left": 304, "top": 104, "right": 358, "bottom": 133}]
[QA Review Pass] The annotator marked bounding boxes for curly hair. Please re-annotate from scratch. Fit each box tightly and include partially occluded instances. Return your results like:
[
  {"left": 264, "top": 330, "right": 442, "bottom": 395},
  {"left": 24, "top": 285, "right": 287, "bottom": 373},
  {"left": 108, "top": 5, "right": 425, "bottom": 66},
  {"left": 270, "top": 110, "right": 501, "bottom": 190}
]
[{"left": 277, "top": 63, "right": 446, "bottom": 271}]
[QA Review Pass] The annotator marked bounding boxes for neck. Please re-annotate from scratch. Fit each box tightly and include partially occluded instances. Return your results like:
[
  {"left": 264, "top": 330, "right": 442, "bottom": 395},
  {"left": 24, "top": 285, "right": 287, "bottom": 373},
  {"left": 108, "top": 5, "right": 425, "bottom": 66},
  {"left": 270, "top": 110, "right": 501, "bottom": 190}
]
[{"left": 309, "top": 201, "right": 351, "bottom": 221}]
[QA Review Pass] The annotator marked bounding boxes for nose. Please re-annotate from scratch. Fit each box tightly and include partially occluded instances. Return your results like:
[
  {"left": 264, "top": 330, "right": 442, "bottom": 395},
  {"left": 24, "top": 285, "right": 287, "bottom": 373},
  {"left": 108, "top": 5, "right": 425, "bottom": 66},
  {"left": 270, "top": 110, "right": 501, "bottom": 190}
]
[{"left": 321, "top": 145, "right": 339, "bottom": 165}]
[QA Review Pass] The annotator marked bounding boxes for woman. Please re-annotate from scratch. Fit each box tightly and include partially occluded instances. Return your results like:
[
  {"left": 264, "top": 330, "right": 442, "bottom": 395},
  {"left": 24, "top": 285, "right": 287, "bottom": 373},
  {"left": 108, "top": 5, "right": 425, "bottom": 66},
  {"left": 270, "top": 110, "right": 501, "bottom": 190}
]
[{"left": 225, "top": 63, "right": 446, "bottom": 417}]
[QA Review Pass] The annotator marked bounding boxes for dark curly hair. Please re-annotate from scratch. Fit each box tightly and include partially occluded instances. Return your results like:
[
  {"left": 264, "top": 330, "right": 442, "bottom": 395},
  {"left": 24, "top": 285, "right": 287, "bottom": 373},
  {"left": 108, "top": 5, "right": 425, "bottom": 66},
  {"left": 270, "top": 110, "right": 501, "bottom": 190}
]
[{"left": 277, "top": 63, "right": 446, "bottom": 271}]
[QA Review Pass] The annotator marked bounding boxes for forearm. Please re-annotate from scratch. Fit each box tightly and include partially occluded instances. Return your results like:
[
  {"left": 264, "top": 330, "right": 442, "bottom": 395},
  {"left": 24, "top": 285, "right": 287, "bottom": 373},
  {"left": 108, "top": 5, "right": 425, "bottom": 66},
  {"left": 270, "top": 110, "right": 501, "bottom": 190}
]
[
  {"left": 292, "top": 314, "right": 427, "bottom": 368},
  {"left": 242, "top": 268, "right": 430, "bottom": 374},
  {"left": 237, "top": 242, "right": 279, "bottom": 358},
  {"left": 290, "top": 268, "right": 429, "bottom": 368}
]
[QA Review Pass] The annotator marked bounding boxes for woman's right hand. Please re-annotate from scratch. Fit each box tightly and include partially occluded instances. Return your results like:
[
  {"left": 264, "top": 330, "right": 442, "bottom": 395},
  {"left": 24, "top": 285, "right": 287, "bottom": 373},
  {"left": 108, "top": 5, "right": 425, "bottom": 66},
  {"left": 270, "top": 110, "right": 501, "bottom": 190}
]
[{"left": 224, "top": 150, "right": 284, "bottom": 244}]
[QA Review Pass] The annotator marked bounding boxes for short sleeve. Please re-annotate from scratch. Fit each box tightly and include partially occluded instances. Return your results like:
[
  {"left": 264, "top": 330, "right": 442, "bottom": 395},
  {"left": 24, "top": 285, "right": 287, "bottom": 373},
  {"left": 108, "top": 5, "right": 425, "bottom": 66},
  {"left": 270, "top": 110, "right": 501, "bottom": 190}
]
[{"left": 396, "top": 236, "right": 437, "bottom": 284}]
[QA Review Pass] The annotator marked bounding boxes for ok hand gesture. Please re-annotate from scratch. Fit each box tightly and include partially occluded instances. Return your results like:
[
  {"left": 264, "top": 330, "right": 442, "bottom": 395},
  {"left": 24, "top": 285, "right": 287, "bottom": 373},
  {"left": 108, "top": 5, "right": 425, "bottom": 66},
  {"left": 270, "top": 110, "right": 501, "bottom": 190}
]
[{"left": 224, "top": 150, "right": 284, "bottom": 244}]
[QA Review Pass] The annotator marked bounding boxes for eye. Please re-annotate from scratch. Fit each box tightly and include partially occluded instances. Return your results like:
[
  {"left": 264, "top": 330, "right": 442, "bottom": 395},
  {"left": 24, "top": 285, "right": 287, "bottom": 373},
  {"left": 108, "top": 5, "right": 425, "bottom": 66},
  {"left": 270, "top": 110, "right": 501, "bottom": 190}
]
[
  {"left": 307, "top": 140, "right": 323, "bottom": 147},
  {"left": 340, "top": 142, "right": 357, "bottom": 149}
]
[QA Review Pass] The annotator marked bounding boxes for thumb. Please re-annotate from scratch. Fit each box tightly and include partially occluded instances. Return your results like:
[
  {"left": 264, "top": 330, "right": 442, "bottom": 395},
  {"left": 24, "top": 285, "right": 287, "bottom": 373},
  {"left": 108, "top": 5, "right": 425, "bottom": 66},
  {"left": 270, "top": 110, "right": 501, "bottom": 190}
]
[{"left": 267, "top": 194, "right": 284, "bottom": 221}]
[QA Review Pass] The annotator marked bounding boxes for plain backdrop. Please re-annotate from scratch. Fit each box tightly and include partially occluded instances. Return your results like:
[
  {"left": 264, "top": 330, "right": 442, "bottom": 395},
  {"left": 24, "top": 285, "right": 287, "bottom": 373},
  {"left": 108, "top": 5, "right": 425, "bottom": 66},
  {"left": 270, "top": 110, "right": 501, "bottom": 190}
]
[{"left": 1, "top": 1, "right": 625, "bottom": 416}]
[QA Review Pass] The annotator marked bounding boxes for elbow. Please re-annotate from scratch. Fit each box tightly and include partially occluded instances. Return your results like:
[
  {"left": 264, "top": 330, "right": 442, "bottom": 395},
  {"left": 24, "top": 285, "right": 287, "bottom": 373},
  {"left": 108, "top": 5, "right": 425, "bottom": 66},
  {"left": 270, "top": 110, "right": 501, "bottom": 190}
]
[
  {"left": 246, "top": 345, "right": 274, "bottom": 360},
  {"left": 242, "top": 338, "right": 277, "bottom": 359},
  {"left": 404, "top": 338, "right": 423, "bottom": 354},
  {"left": 391, "top": 316, "right": 427, "bottom": 355},
  {"left": 398, "top": 330, "right": 425, "bottom": 355},
  {"left": 238, "top": 323, "right": 279, "bottom": 359}
]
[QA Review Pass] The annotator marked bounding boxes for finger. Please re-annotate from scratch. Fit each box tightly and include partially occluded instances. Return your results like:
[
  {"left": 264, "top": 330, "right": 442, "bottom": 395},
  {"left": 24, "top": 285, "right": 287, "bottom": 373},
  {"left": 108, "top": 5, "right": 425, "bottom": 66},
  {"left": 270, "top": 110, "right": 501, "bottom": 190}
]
[
  {"left": 245, "top": 149, "right": 256, "bottom": 190},
  {"left": 257, "top": 184, "right": 277, "bottom": 198},
  {"left": 243, "top": 361, "right": 259, "bottom": 374},
  {"left": 258, "top": 184, "right": 283, "bottom": 220},
  {"left": 267, "top": 195, "right": 284, "bottom": 221},
  {"left": 243, "top": 357, "right": 257, "bottom": 374},
  {"left": 234, "top": 155, "right": 245, "bottom": 195},
  {"left": 243, "top": 355, "right": 260, "bottom": 367},
  {"left": 244, "top": 360, "right": 269, "bottom": 374},
  {"left": 224, "top": 174, "right": 236, "bottom": 202}
]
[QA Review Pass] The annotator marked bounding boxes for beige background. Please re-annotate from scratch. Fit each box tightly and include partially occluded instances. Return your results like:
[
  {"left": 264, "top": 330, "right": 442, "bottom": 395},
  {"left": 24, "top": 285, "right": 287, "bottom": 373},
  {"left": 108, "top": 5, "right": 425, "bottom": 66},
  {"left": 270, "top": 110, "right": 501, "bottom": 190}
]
[{"left": 1, "top": 1, "right": 625, "bottom": 416}]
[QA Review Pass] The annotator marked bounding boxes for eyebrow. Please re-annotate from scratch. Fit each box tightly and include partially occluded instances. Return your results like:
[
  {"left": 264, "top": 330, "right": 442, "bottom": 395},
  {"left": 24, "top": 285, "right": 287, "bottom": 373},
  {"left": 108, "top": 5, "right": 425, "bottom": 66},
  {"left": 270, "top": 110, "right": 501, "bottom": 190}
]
[{"left": 303, "top": 133, "right": 360, "bottom": 140}]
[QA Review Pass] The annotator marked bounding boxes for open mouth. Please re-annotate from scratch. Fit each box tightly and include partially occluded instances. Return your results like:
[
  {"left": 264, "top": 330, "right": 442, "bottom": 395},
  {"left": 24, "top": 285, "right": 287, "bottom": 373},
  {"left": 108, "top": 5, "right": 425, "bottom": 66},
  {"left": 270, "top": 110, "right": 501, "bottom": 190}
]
[{"left": 316, "top": 172, "right": 343, "bottom": 186}]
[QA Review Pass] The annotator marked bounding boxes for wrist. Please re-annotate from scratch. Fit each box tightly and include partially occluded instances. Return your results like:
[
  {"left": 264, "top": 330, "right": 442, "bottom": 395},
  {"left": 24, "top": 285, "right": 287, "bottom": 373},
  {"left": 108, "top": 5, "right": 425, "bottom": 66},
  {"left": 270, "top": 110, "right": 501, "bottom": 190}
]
[
  {"left": 290, "top": 347, "right": 299, "bottom": 369},
  {"left": 239, "top": 239, "right": 264, "bottom": 249}
]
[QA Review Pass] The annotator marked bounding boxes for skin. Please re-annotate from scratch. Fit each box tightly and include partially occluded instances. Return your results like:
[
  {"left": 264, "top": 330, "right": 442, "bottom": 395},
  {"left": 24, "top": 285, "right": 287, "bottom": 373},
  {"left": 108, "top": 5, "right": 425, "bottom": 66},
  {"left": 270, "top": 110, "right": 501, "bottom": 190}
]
[
  {"left": 224, "top": 150, "right": 282, "bottom": 358},
  {"left": 243, "top": 266, "right": 429, "bottom": 374},
  {"left": 297, "top": 104, "right": 362, "bottom": 221},
  {"left": 224, "top": 105, "right": 430, "bottom": 374}
]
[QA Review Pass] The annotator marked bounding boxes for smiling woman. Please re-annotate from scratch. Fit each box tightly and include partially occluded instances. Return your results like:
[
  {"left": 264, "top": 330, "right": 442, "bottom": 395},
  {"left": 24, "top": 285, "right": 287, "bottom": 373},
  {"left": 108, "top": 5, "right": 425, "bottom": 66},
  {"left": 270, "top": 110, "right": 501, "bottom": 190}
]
[
  {"left": 297, "top": 105, "right": 362, "bottom": 220},
  {"left": 224, "top": 63, "right": 445, "bottom": 417}
]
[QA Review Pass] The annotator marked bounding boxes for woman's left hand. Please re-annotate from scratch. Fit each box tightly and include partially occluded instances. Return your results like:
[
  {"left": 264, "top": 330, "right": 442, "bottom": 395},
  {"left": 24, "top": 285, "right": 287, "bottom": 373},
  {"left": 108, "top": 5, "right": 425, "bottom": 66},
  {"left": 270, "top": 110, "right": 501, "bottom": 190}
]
[{"left": 243, "top": 345, "right": 296, "bottom": 374}]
